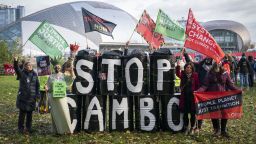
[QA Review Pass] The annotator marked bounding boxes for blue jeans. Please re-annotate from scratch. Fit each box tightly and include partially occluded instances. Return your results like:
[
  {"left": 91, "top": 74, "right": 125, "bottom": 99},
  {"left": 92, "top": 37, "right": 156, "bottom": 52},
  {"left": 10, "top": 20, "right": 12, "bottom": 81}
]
[{"left": 239, "top": 73, "right": 249, "bottom": 88}]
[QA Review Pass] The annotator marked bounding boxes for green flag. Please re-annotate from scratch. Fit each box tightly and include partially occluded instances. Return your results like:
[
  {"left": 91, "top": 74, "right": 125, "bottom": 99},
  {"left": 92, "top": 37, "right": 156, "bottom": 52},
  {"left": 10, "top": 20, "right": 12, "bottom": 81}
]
[
  {"left": 29, "top": 21, "right": 68, "bottom": 59},
  {"left": 155, "top": 9, "right": 185, "bottom": 41}
]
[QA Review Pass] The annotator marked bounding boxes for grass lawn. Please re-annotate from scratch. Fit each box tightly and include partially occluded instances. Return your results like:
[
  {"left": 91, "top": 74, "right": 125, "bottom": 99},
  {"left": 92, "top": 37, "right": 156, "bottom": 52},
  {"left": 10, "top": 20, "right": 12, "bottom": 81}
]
[{"left": 0, "top": 76, "right": 256, "bottom": 143}]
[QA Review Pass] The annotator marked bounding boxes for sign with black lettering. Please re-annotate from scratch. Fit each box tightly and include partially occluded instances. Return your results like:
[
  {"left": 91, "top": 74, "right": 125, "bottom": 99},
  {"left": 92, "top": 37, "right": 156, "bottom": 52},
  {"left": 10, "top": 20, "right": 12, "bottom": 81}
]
[{"left": 53, "top": 82, "right": 66, "bottom": 98}]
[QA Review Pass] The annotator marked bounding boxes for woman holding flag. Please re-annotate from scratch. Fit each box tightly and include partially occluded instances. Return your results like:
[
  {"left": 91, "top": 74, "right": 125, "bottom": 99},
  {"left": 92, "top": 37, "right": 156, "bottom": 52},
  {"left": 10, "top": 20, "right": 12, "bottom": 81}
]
[
  {"left": 176, "top": 62, "right": 200, "bottom": 135},
  {"left": 197, "top": 62, "right": 240, "bottom": 138}
]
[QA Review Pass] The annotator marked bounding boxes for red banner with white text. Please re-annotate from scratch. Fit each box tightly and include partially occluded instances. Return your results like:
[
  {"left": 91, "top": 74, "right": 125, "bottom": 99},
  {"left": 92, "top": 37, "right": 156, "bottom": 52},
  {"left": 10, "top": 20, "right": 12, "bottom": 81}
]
[
  {"left": 194, "top": 90, "right": 243, "bottom": 120},
  {"left": 3, "top": 64, "right": 15, "bottom": 75},
  {"left": 184, "top": 9, "right": 225, "bottom": 63},
  {"left": 136, "top": 10, "right": 165, "bottom": 49}
]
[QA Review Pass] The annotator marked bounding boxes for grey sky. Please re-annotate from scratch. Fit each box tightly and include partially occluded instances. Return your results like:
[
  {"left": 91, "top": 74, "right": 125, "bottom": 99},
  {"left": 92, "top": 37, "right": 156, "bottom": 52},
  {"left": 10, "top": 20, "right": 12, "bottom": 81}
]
[{"left": 1, "top": 0, "right": 255, "bottom": 42}]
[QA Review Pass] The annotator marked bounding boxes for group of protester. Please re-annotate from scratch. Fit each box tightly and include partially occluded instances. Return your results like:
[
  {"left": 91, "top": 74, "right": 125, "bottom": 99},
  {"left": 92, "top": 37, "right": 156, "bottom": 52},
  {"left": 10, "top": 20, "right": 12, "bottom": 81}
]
[
  {"left": 176, "top": 50, "right": 256, "bottom": 138},
  {"left": 13, "top": 49, "right": 256, "bottom": 137},
  {"left": 13, "top": 56, "right": 75, "bottom": 134}
]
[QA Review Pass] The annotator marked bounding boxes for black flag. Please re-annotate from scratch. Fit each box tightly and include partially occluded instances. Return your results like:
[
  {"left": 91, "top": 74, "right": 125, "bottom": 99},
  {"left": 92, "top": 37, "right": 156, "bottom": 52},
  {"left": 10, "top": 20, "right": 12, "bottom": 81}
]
[{"left": 82, "top": 8, "right": 116, "bottom": 38}]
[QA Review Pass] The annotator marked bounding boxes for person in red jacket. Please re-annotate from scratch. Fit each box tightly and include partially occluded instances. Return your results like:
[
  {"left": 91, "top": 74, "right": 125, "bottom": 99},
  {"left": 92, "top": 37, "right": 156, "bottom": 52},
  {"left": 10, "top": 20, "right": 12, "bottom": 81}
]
[{"left": 176, "top": 62, "right": 200, "bottom": 135}]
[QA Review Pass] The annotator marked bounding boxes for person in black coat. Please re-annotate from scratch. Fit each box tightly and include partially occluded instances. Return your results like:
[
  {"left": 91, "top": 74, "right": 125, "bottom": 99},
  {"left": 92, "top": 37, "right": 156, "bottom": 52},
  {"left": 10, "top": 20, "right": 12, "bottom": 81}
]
[{"left": 13, "top": 56, "right": 40, "bottom": 133}]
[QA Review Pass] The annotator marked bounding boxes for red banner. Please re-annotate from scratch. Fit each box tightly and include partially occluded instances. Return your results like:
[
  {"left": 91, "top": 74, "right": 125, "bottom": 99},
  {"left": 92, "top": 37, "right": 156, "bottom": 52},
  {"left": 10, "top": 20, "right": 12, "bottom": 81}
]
[
  {"left": 3, "top": 64, "right": 15, "bottom": 75},
  {"left": 194, "top": 90, "right": 242, "bottom": 120},
  {"left": 184, "top": 9, "right": 225, "bottom": 63},
  {"left": 136, "top": 10, "right": 164, "bottom": 49}
]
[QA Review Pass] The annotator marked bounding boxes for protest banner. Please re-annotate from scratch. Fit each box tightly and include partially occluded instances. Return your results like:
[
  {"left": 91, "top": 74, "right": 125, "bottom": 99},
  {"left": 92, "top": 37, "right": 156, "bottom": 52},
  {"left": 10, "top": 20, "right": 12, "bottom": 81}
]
[
  {"left": 194, "top": 90, "right": 242, "bottom": 120},
  {"left": 184, "top": 9, "right": 225, "bottom": 63},
  {"left": 36, "top": 56, "right": 51, "bottom": 76},
  {"left": 155, "top": 9, "right": 185, "bottom": 41},
  {"left": 82, "top": 8, "right": 116, "bottom": 38},
  {"left": 53, "top": 81, "right": 66, "bottom": 98},
  {"left": 50, "top": 49, "right": 243, "bottom": 133},
  {"left": 29, "top": 21, "right": 68, "bottom": 59},
  {"left": 136, "top": 10, "right": 165, "bottom": 49},
  {"left": 3, "top": 64, "right": 15, "bottom": 75},
  {"left": 69, "top": 49, "right": 184, "bottom": 132}
]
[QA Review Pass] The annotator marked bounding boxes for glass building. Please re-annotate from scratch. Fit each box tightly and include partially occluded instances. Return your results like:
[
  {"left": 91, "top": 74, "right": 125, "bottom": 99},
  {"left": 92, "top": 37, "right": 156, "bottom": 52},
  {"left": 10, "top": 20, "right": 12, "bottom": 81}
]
[
  {"left": 203, "top": 20, "right": 251, "bottom": 52},
  {"left": 0, "top": 4, "right": 24, "bottom": 29},
  {"left": 0, "top": 1, "right": 144, "bottom": 56}
]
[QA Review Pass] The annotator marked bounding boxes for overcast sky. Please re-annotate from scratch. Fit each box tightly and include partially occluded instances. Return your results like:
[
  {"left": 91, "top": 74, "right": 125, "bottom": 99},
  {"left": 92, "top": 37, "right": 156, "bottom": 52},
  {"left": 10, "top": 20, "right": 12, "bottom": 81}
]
[{"left": 1, "top": 0, "right": 256, "bottom": 42}]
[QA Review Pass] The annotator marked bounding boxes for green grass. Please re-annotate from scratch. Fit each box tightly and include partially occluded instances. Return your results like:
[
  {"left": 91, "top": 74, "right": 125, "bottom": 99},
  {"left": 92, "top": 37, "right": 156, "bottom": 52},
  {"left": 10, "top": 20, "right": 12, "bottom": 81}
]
[{"left": 0, "top": 76, "right": 256, "bottom": 143}]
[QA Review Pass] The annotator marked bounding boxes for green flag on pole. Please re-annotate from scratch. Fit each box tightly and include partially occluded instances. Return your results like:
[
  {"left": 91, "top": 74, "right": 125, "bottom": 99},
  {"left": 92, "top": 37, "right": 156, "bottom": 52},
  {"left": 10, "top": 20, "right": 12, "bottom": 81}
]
[
  {"left": 29, "top": 21, "right": 68, "bottom": 59},
  {"left": 155, "top": 9, "right": 185, "bottom": 41}
]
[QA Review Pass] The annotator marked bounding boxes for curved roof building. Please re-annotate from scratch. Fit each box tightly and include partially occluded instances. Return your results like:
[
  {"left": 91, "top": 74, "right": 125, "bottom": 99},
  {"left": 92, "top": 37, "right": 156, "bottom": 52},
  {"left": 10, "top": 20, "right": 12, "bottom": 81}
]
[
  {"left": 203, "top": 20, "right": 251, "bottom": 52},
  {"left": 0, "top": 1, "right": 144, "bottom": 56}
]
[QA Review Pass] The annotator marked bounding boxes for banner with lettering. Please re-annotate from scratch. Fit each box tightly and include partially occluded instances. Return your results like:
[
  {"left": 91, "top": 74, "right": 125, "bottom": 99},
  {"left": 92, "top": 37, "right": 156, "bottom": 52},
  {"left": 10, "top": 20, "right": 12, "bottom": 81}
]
[
  {"left": 53, "top": 81, "right": 66, "bottom": 98},
  {"left": 36, "top": 56, "right": 51, "bottom": 76},
  {"left": 82, "top": 8, "right": 116, "bottom": 38},
  {"left": 29, "top": 21, "right": 68, "bottom": 59},
  {"left": 194, "top": 90, "right": 242, "bottom": 120},
  {"left": 184, "top": 9, "right": 225, "bottom": 63},
  {"left": 155, "top": 9, "right": 185, "bottom": 41},
  {"left": 3, "top": 64, "right": 15, "bottom": 75},
  {"left": 136, "top": 10, "right": 165, "bottom": 49}
]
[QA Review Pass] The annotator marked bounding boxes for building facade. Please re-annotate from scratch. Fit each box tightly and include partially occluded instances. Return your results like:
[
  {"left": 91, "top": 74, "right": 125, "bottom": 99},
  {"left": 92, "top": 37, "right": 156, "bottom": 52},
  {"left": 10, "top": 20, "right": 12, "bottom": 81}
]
[
  {"left": 0, "top": 4, "right": 24, "bottom": 29},
  {"left": 203, "top": 20, "right": 251, "bottom": 52},
  {"left": 0, "top": 1, "right": 144, "bottom": 56}
]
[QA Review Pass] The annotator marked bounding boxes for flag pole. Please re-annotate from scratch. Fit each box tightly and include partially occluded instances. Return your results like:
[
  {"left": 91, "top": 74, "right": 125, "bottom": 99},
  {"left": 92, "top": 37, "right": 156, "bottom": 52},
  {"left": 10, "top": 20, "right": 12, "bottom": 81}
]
[
  {"left": 124, "top": 27, "right": 136, "bottom": 51},
  {"left": 125, "top": 10, "right": 145, "bottom": 50},
  {"left": 85, "top": 33, "right": 89, "bottom": 49},
  {"left": 17, "top": 38, "right": 30, "bottom": 57}
]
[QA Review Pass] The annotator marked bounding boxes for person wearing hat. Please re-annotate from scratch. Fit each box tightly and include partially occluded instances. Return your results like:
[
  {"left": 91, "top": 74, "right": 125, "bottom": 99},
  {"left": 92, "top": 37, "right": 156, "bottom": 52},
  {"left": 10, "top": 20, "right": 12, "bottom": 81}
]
[{"left": 13, "top": 56, "right": 40, "bottom": 134}]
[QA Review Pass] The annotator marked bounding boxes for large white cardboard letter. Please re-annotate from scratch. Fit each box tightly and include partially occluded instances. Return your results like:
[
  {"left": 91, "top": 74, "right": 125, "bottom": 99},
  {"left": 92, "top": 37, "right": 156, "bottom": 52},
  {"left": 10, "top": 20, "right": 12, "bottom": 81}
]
[
  {"left": 102, "top": 59, "right": 121, "bottom": 91},
  {"left": 84, "top": 97, "right": 104, "bottom": 131},
  {"left": 75, "top": 59, "right": 94, "bottom": 94},
  {"left": 140, "top": 98, "right": 155, "bottom": 131},
  {"left": 167, "top": 97, "right": 183, "bottom": 131},
  {"left": 125, "top": 57, "right": 143, "bottom": 93},
  {"left": 112, "top": 98, "right": 128, "bottom": 129},
  {"left": 157, "top": 59, "right": 171, "bottom": 90}
]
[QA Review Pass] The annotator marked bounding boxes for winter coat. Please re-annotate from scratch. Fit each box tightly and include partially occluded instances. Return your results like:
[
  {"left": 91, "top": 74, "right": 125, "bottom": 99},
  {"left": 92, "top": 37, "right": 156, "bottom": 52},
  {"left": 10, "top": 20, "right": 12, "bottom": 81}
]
[
  {"left": 14, "top": 60, "right": 40, "bottom": 111},
  {"left": 177, "top": 70, "right": 200, "bottom": 112},
  {"left": 238, "top": 58, "right": 251, "bottom": 74},
  {"left": 184, "top": 53, "right": 211, "bottom": 86},
  {"left": 198, "top": 71, "right": 239, "bottom": 92}
]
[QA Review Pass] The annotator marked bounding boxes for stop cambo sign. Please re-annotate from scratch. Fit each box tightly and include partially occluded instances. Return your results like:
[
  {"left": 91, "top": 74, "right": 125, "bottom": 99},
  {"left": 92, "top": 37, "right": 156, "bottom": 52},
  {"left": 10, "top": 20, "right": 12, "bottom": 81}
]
[{"left": 66, "top": 49, "right": 183, "bottom": 133}]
